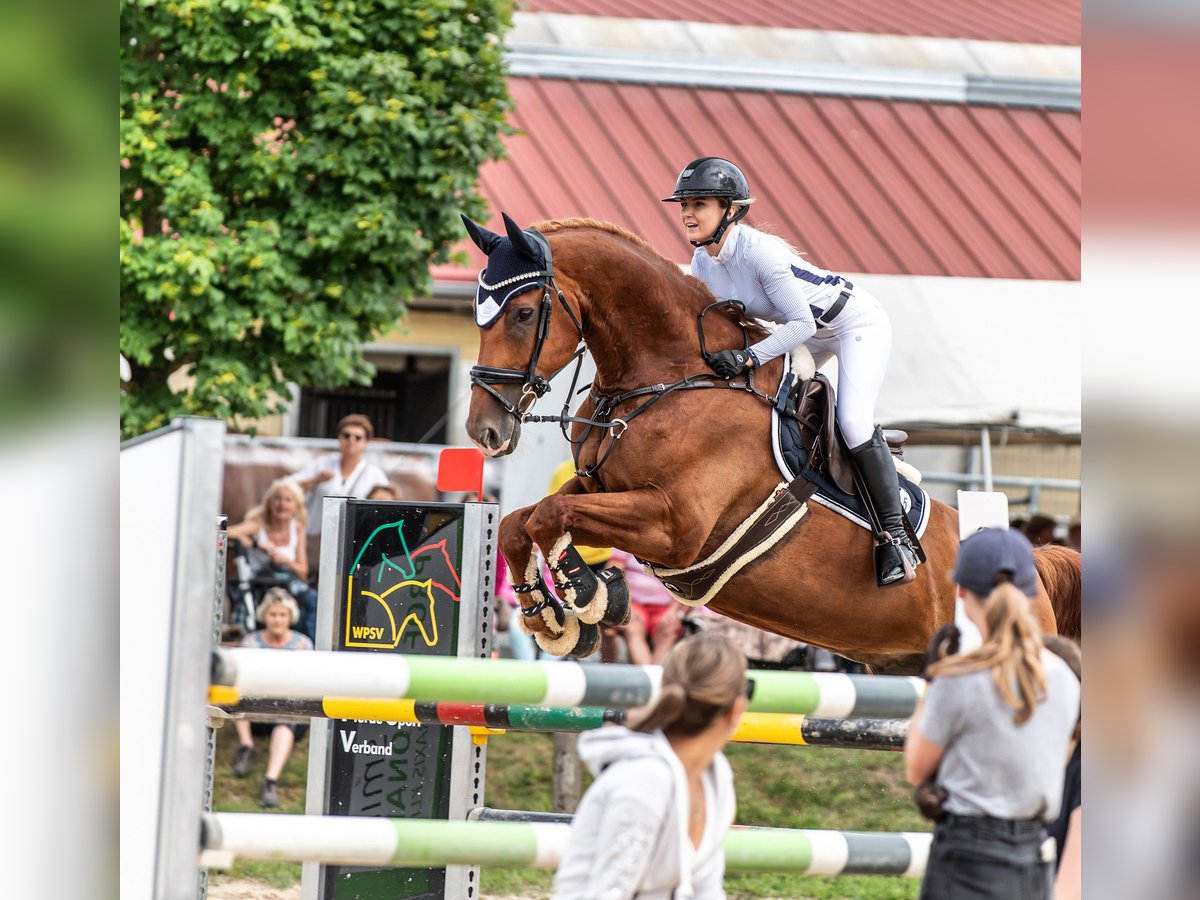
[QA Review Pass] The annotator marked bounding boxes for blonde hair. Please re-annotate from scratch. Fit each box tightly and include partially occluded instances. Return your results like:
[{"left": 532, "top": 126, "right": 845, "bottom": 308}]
[
  {"left": 745, "top": 222, "right": 806, "bottom": 258},
  {"left": 928, "top": 579, "right": 1047, "bottom": 724},
  {"left": 629, "top": 633, "right": 748, "bottom": 737},
  {"left": 255, "top": 587, "right": 300, "bottom": 626},
  {"left": 248, "top": 478, "right": 308, "bottom": 531}
]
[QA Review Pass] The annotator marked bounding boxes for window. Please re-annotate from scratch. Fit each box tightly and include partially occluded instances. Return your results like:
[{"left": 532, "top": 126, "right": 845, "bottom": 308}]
[{"left": 297, "top": 353, "right": 452, "bottom": 443}]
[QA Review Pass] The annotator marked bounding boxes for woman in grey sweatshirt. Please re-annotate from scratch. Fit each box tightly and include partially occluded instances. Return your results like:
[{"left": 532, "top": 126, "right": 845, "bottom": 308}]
[{"left": 551, "top": 633, "right": 749, "bottom": 900}]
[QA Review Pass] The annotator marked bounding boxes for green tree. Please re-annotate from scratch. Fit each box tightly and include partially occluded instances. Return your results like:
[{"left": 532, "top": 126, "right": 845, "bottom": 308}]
[{"left": 120, "top": 0, "right": 512, "bottom": 437}]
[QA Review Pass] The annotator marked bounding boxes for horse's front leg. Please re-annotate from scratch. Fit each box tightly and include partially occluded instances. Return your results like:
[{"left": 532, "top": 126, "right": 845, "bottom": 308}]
[
  {"left": 498, "top": 503, "right": 593, "bottom": 657},
  {"left": 526, "top": 486, "right": 711, "bottom": 641}
]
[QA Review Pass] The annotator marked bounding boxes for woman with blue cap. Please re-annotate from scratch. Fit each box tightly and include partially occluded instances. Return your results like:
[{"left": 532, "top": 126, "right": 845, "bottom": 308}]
[{"left": 904, "top": 527, "right": 1081, "bottom": 899}]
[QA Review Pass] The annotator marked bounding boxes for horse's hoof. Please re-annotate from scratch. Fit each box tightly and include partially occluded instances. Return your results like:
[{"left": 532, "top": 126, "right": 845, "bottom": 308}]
[
  {"left": 567, "top": 621, "right": 600, "bottom": 659},
  {"left": 595, "top": 567, "right": 630, "bottom": 627},
  {"left": 533, "top": 614, "right": 580, "bottom": 657}
]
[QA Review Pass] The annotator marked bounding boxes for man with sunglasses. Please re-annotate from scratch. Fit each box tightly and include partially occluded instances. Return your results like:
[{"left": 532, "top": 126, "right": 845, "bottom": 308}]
[{"left": 292, "top": 414, "right": 389, "bottom": 580}]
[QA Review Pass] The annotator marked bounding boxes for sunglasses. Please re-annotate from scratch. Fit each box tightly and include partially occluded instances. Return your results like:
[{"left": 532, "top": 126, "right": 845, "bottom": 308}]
[
  {"left": 744, "top": 678, "right": 756, "bottom": 701},
  {"left": 339, "top": 431, "right": 366, "bottom": 442}
]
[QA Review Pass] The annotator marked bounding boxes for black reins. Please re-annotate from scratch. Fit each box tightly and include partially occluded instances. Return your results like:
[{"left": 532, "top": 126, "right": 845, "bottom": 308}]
[{"left": 470, "top": 234, "right": 782, "bottom": 484}]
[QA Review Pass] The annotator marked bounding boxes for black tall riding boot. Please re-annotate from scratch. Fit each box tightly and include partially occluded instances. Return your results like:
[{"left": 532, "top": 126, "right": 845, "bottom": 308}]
[{"left": 850, "top": 426, "right": 921, "bottom": 587}]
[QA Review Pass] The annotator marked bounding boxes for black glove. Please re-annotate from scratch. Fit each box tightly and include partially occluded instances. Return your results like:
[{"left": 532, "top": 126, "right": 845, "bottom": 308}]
[{"left": 707, "top": 349, "right": 752, "bottom": 378}]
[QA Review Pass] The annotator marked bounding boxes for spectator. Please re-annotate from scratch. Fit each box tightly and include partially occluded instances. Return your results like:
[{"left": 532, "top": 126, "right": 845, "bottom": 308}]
[
  {"left": 609, "top": 548, "right": 684, "bottom": 665},
  {"left": 552, "top": 633, "right": 748, "bottom": 899},
  {"left": 494, "top": 553, "right": 536, "bottom": 661},
  {"left": 1042, "top": 635, "right": 1082, "bottom": 900},
  {"left": 905, "top": 528, "right": 1080, "bottom": 900},
  {"left": 1066, "top": 519, "right": 1081, "bottom": 552},
  {"left": 368, "top": 481, "right": 402, "bottom": 502},
  {"left": 231, "top": 588, "right": 314, "bottom": 807},
  {"left": 227, "top": 478, "right": 319, "bottom": 640},
  {"left": 1024, "top": 513, "right": 1060, "bottom": 547},
  {"left": 292, "top": 414, "right": 389, "bottom": 577}
]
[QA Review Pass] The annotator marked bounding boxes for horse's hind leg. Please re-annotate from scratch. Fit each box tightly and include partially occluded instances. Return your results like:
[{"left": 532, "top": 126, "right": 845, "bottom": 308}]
[{"left": 499, "top": 504, "right": 598, "bottom": 658}]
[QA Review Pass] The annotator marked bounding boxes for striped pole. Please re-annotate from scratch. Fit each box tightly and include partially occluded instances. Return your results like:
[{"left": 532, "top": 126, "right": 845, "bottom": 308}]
[
  {"left": 211, "top": 649, "right": 924, "bottom": 718},
  {"left": 201, "top": 812, "right": 930, "bottom": 877},
  {"left": 472, "top": 808, "right": 929, "bottom": 877},
  {"left": 219, "top": 697, "right": 907, "bottom": 751}
]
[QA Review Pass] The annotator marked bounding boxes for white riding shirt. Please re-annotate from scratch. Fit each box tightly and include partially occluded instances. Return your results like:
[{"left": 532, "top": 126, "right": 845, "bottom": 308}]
[
  {"left": 689, "top": 224, "right": 892, "bottom": 448},
  {"left": 691, "top": 225, "right": 860, "bottom": 364}
]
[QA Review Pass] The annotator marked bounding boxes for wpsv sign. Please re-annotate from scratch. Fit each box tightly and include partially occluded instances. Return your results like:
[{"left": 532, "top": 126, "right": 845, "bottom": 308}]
[{"left": 341, "top": 515, "right": 463, "bottom": 651}]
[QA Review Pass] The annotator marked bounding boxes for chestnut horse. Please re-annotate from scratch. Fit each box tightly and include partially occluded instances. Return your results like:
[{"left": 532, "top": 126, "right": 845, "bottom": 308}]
[{"left": 465, "top": 216, "right": 1080, "bottom": 674}]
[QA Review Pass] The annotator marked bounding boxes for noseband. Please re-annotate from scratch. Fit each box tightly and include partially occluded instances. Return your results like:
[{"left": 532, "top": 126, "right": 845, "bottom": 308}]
[{"left": 468, "top": 230, "right": 585, "bottom": 420}]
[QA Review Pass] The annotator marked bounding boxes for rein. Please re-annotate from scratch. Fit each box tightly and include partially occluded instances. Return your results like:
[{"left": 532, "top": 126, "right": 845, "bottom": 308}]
[{"left": 513, "top": 290, "right": 782, "bottom": 487}]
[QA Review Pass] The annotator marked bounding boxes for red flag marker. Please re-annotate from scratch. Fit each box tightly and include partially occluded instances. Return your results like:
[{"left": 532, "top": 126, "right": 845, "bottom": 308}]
[{"left": 437, "top": 448, "right": 485, "bottom": 500}]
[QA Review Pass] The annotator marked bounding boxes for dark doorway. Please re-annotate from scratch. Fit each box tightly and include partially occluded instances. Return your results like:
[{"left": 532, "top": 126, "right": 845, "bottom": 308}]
[{"left": 297, "top": 353, "right": 452, "bottom": 443}]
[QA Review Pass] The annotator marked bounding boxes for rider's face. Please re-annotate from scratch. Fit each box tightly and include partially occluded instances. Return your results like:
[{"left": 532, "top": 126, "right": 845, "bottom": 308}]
[{"left": 678, "top": 197, "right": 728, "bottom": 243}]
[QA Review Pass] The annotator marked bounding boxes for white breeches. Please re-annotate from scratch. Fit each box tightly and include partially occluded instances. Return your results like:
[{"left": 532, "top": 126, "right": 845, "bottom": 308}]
[{"left": 806, "top": 291, "right": 892, "bottom": 449}]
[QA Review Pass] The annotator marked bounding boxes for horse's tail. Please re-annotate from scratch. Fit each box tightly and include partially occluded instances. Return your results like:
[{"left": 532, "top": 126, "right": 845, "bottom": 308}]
[{"left": 1034, "top": 544, "right": 1081, "bottom": 640}]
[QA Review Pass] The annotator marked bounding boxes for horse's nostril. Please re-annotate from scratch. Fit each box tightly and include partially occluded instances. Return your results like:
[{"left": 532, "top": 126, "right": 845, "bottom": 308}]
[{"left": 481, "top": 427, "right": 499, "bottom": 451}]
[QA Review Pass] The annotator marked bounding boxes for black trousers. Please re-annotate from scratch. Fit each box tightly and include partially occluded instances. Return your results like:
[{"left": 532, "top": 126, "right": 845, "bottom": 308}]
[{"left": 920, "top": 814, "right": 1054, "bottom": 900}]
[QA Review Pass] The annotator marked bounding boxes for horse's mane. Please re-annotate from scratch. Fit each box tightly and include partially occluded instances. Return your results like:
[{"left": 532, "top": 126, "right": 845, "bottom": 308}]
[
  {"left": 532, "top": 218, "right": 767, "bottom": 336},
  {"left": 532, "top": 217, "right": 660, "bottom": 257}
]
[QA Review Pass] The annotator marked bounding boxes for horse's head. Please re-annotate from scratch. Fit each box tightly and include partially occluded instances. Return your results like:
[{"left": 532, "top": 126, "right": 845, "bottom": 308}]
[{"left": 462, "top": 212, "right": 584, "bottom": 457}]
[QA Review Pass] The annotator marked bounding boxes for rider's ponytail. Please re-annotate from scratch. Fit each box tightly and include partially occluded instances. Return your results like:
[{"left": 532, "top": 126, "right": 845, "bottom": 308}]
[
  {"left": 629, "top": 632, "right": 748, "bottom": 737},
  {"left": 928, "top": 577, "right": 1047, "bottom": 724}
]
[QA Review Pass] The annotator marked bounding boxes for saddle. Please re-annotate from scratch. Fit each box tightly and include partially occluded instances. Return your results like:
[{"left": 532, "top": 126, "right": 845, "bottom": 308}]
[{"left": 790, "top": 374, "right": 908, "bottom": 497}]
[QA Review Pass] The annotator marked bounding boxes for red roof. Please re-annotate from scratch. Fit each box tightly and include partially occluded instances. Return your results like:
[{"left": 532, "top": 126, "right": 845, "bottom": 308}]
[
  {"left": 519, "top": 0, "right": 1079, "bottom": 47},
  {"left": 437, "top": 78, "right": 1079, "bottom": 284}
]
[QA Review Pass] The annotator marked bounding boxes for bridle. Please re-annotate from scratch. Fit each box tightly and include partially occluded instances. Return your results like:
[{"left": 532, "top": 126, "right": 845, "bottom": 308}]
[{"left": 468, "top": 229, "right": 586, "bottom": 420}]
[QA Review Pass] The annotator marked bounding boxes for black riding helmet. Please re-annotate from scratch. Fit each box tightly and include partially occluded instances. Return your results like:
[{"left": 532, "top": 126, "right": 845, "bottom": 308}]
[{"left": 662, "top": 157, "right": 754, "bottom": 247}]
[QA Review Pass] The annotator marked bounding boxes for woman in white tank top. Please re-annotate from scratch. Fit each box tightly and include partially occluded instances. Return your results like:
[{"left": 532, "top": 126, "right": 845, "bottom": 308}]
[{"left": 229, "top": 478, "right": 310, "bottom": 582}]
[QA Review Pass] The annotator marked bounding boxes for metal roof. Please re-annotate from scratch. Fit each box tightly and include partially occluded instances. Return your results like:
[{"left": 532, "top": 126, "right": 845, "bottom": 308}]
[
  {"left": 436, "top": 78, "right": 1079, "bottom": 284},
  {"left": 518, "top": 0, "right": 1080, "bottom": 47}
]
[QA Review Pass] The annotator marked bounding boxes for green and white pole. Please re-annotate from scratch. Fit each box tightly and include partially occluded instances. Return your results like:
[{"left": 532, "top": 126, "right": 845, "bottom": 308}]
[
  {"left": 201, "top": 813, "right": 930, "bottom": 877},
  {"left": 212, "top": 648, "right": 924, "bottom": 718}
]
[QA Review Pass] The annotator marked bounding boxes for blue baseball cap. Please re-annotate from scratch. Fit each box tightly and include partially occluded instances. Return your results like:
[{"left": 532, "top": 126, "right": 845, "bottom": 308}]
[{"left": 952, "top": 527, "right": 1039, "bottom": 598}]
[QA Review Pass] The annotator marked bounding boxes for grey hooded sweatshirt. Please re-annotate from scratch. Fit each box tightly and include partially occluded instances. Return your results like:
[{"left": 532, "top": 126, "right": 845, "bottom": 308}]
[{"left": 551, "top": 726, "right": 736, "bottom": 900}]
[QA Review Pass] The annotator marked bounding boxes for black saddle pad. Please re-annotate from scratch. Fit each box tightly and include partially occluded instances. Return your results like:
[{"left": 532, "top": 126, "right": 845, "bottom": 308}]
[{"left": 778, "top": 414, "right": 928, "bottom": 535}]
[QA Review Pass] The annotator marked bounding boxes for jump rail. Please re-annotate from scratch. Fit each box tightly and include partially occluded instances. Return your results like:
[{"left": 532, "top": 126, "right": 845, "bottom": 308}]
[
  {"left": 211, "top": 648, "right": 925, "bottom": 718},
  {"left": 201, "top": 812, "right": 931, "bottom": 877},
  {"left": 219, "top": 696, "right": 908, "bottom": 750}
]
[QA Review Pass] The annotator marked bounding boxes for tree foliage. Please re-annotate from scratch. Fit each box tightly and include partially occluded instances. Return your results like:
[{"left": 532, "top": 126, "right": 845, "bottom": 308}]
[{"left": 119, "top": 0, "right": 513, "bottom": 437}]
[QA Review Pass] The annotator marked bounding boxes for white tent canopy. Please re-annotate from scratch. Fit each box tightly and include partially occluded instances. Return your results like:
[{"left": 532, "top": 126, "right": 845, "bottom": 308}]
[{"left": 855, "top": 274, "right": 1080, "bottom": 436}]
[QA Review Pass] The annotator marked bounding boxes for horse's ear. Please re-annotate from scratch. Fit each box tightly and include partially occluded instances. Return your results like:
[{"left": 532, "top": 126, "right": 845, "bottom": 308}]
[
  {"left": 502, "top": 211, "right": 542, "bottom": 263},
  {"left": 461, "top": 214, "right": 503, "bottom": 255}
]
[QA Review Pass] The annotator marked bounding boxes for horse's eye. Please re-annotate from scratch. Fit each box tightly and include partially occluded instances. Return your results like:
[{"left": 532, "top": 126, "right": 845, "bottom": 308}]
[{"left": 514, "top": 307, "right": 535, "bottom": 323}]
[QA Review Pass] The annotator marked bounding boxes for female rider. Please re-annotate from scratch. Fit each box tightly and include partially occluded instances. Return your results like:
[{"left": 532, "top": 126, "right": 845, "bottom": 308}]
[{"left": 662, "top": 156, "right": 920, "bottom": 587}]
